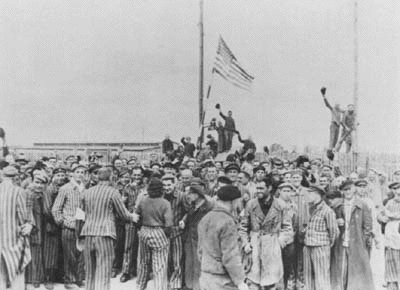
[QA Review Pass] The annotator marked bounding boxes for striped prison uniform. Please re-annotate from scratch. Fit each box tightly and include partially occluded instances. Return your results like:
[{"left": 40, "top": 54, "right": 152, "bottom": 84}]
[
  {"left": 121, "top": 184, "right": 146, "bottom": 277},
  {"left": 0, "top": 180, "right": 32, "bottom": 289},
  {"left": 52, "top": 180, "right": 85, "bottom": 285},
  {"left": 303, "top": 200, "right": 338, "bottom": 290},
  {"left": 43, "top": 184, "right": 63, "bottom": 283},
  {"left": 136, "top": 196, "right": 173, "bottom": 290},
  {"left": 164, "top": 190, "right": 188, "bottom": 289},
  {"left": 292, "top": 186, "right": 310, "bottom": 290},
  {"left": 80, "top": 181, "right": 135, "bottom": 290},
  {"left": 25, "top": 190, "right": 45, "bottom": 285},
  {"left": 382, "top": 199, "right": 400, "bottom": 289}
]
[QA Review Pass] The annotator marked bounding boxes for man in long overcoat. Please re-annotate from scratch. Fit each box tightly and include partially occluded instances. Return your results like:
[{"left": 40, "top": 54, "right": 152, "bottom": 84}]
[
  {"left": 182, "top": 182, "right": 214, "bottom": 290},
  {"left": 239, "top": 179, "right": 292, "bottom": 290},
  {"left": 331, "top": 180, "right": 375, "bottom": 290}
]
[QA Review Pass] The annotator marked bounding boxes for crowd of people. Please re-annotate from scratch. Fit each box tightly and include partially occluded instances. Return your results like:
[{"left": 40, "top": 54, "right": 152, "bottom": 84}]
[{"left": 1, "top": 138, "right": 400, "bottom": 290}]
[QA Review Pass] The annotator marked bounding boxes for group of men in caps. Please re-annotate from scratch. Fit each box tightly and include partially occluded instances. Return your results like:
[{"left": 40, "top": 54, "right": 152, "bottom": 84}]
[{"left": 1, "top": 147, "right": 400, "bottom": 290}]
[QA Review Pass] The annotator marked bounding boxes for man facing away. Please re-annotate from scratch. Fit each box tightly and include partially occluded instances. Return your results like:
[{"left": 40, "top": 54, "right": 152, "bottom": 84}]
[
  {"left": 197, "top": 185, "right": 249, "bottom": 290},
  {"left": 78, "top": 167, "right": 136, "bottom": 290}
]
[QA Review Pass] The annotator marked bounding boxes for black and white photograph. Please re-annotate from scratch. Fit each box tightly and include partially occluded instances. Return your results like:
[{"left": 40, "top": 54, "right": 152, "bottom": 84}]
[{"left": 0, "top": 0, "right": 399, "bottom": 289}]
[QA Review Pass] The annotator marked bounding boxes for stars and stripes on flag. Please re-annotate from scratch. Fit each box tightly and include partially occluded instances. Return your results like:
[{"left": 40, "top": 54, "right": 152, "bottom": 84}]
[{"left": 212, "top": 36, "right": 254, "bottom": 91}]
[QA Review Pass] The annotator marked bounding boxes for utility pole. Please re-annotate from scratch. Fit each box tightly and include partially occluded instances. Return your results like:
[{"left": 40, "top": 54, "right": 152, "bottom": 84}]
[
  {"left": 199, "top": 0, "right": 204, "bottom": 126},
  {"left": 352, "top": 0, "right": 359, "bottom": 169}
]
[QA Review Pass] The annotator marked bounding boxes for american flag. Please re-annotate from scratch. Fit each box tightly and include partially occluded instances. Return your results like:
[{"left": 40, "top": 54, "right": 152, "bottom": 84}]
[{"left": 212, "top": 36, "right": 254, "bottom": 91}]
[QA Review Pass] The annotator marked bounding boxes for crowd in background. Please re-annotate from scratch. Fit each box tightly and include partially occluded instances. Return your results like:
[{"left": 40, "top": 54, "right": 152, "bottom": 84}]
[{"left": 1, "top": 134, "right": 400, "bottom": 290}]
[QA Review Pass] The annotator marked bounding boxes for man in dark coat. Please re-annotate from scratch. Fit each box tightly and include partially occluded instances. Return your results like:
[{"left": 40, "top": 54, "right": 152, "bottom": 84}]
[
  {"left": 43, "top": 167, "right": 67, "bottom": 289},
  {"left": 182, "top": 182, "right": 214, "bottom": 290},
  {"left": 181, "top": 137, "right": 196, "bottom": 158},
  {"left": 197, "top": 185, "right": 248, "bottom": 290},
  {"left": 330, "top": 180, "right": 374, "bottom": 290},
  {"left": 162, "top": 135, "right": 174, "bottom": 155},
  {"left": 218, "top": 106, "right": 236, "bottom": 151}
]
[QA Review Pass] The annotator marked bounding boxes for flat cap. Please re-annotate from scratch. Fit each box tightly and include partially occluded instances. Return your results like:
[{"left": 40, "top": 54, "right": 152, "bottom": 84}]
[
  {"left": 71, "top": 164, "right": 88, "bottom": 172},
  {"left": 53, "top": 167, "right": 67, "bottom": 175},
  {"left": 389, "top": 182, "right": 400, "bottom": 190},
  {"left": 190, "top": 177, "right": 206, "bottom": 188},
  {"left": 339, "top": 179, "right": 354, "bottom": 190},
  {"left": 354, "top": 179, "right": 368, "bottom": 187},
  {"left": 217, "top": 176, "right": 233, "bottom": 185},
  {"left": 278, "top": 182, "right": 295, "bottom": 190},
  {"left": 217, "top": 185, "right": 241, "bottom": 201},
  {"left": 189, "top": 184, "right": 206, "bottom": 198},
  {"left": 224, "top": 163, "right": 240, "bottom": 173},
  {"left": 2, "top": 166, "right": 19, "bottom": 177},
  {"left": 253, "top": 165, "right": 265, "bottom": 174},
  {"left": 308, "top": 185, "right": 326, "bottom": 196}
]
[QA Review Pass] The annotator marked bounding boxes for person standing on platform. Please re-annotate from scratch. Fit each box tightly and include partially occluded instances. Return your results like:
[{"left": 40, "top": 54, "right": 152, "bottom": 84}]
[
  {"left": 52, "top": 164, "right": 87, "bottom": 289},
  {"left": 0, "top": 166, "right": 33, "bottom": 290},
  {"left": 217, "top": 104, "right": 236, "bottom": 152},
  {"left": 198, "top": 185, "right": 248, "bottom": 290},
  {"left": 303, "top": 185, "right": 339, "bottom": 290},
  {"left": 320, "top": 87, "right": 344, "bottom": 150},
  {"left": 78, "top": 167, "right": 136, "bottom": 290}
]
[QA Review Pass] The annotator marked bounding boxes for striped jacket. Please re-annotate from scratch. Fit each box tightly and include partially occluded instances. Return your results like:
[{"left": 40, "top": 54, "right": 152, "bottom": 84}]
[
  {"left": 52, "top": 180, "right": 84, "bottom": 229},
  {"left": 304, "top": 200, "right": 339, "bottom": 247},
  {"left": 0, "top": 180, "right": 32, "bottom": 284},
  {"left": 80, "top": 181, "right": 134, "bottom": 239}
]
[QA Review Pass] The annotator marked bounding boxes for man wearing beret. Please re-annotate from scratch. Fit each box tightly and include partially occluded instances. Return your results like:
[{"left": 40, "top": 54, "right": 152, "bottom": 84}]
[
  {"left": 162, "top": 174, "right": 188, "bottom": 290},
  {"left": 135, "top": 177, "right": 173, "bottom": 290},
  {"left": 25, "top": 173, "right": 49, "bottom": 289},
  {"left": 198, "top": 185, "right": 249, "bottom": 290},
  {"left": 303, "top": 185, "right": 339, "bottom": 290},
  {"left": 331, "top": 180, "right": 374, "bottom": 290},
  {"left": 0, "top": 166, "right": 33, "bottom": 290},
  {"left": 182, "top": 181, "right": 214, "bottom": 290},
  {"left": 239, "top": 179, "right": 292, "bottom": 290},
  {"left": 52, "top": 164, "right": 87, "bottom": 289},
  {"left": 43, "top": 167, "right": 67, "bottom": 289}
]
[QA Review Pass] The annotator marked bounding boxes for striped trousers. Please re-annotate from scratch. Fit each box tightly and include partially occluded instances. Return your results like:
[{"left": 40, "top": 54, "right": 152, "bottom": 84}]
[
  {"left": 168, "top": 229, "right": 183, "bottom": 289},
  {"left": 137, "top": 227, "right": 169, "bottom": 290},
  {"left": 303, "top": 245, "right": 331, "bottom": 290},
  {"left": 84, "top": 236, "right": 115, "bottom": 290},
  {"left": 0, "top": 258, "right": 25, "bottom": 290},
  {"left": 386, "top": 248, "right": 400, "bottom": 290},
  {"left": 112, "top": 222, "right": 125, "bottom": 273},
  {"left": 25, "top": 243, "right": 44, "bottom": 284},
  {"left": 61, "top": 228, "right": 84, "bottom": 284},
  {"left": 43, "top": 231, "right": 62, "bottom": 282},
  {"left": 121, "top": 222, "right": 138, "bottom": 276}
]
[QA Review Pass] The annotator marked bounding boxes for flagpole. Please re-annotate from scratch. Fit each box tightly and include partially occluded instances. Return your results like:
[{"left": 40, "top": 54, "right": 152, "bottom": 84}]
[
  {"left": 352, "top": 0, "right": 359, "bottom": 168},
  {"left": 199, "top": 0, "right": 204, "bottom": 127}
]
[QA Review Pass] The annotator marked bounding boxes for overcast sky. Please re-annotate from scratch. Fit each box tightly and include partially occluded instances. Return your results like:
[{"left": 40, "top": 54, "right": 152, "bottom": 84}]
[{"left": 0, "top": 0, "right": 399, "bottom": 152}]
